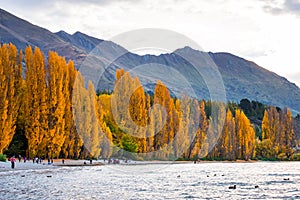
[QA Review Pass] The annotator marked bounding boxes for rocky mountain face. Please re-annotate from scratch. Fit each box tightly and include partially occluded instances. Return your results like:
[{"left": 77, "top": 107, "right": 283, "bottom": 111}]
[{"left": 1, "top": 8, "right": 300, "bottom": 113}]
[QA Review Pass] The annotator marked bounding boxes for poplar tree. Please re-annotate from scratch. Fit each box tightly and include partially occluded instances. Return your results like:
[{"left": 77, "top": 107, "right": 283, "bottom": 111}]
[
  {"left": 24, "top": 46, "right": 48, "bottom": 158},
  {"left": 0, "top": 44, "right": 22, "bottom": 153},
  {"left": 61, "top": 61, "right": 82, "bottom": 158}
]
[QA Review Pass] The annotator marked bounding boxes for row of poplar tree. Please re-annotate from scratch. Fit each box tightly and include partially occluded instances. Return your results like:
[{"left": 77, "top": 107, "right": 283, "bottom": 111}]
[{"left": 0, "top": 43, "right": 297, "bottom": 160}]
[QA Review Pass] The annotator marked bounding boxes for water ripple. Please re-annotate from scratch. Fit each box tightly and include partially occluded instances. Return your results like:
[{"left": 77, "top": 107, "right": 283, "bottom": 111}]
[{"left": 0, "top": 162, "right": 299, "bottom": 199}]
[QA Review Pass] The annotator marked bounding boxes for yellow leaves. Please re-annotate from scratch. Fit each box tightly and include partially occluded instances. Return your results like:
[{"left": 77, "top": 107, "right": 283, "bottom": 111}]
[
  {"left": 24, "top": 46, "right": 48, "bottom": 157},
  {"left": 261, "top": 107, "right": 296, "bottom": 159},
  {"left": 129, "top": 85, "right": 148, "bottom": 127},
  {"left": 2, "top": 44, "right": 296, "bottom": 161},
  {"left": 262, "top": 110, "right": 270, "bottom": 140},
  {"left": 116, "top": 68, "right": 125, "bottom": 81},
  {"left": 23, "top": 46, "right": 79, "bottom": 158},
  {"left": 0, "top": 43, "right": 22, "bottom": 153},
  {"left": 234, "top": 109, "right": 256, "bottom": 160},
  {"left": 44, "top": 51, "right": 71, "bottom": 157}
]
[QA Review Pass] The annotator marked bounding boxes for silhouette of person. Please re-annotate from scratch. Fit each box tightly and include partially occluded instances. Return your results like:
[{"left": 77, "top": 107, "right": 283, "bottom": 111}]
[{"left": 10, "top": 156, "right": 16, "bottom": 169}]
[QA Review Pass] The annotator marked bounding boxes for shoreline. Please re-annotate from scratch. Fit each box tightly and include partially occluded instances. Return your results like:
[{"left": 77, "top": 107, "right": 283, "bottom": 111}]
[
  {"left": 0, "top": 159, "right": 294, "bottom": 172},
  {"left": 0, "top": 159, "right": 104, "bottom": 172}
]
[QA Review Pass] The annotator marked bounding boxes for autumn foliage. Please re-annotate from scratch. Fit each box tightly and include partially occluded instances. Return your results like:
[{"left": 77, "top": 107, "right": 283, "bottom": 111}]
[{"left": 0, "top": 44, "right": 298, "bottom": 161}]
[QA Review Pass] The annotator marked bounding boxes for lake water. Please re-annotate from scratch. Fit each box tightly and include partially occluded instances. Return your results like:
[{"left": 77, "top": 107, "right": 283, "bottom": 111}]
[{"left": 0, "top": 162, "right": 299, "bottom": 199}]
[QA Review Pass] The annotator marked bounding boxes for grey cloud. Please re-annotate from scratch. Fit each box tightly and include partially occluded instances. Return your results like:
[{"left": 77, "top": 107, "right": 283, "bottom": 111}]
[
  {"left": 242, "top": 50, "right": 269, "bottom": 58},
  {"left": 262, "top": 0, "right": 300, "bottom": 16},
  {"left": 263, "top": 5, "right": 285, "bottom": 15},
  {"left": 1, "top": 0, "right": 140, "bottom": 11},
  {"left": 59, "top": 0, "right": 140, "bottom": 6},
  {"left": 285, "top": 0, "right": 300, "bottom": 13},
  {"left": 0, "top": 0, "right": 52, "bottom": 10},
  {"left": 285, "top": 72, "right": 300, "bottom": 87}
]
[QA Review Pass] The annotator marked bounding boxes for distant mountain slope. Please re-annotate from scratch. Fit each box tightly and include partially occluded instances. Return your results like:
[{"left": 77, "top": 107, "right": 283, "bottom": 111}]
[
  {"left": 55, "top": 31, "right": 127, "bottom": 60},
  {"left": 209, "top": 52, "right": 300, "bottom": 111},
  {"left": 0, "top": 8, "right": 84, "bottom": 61},
  {"left": 1, "top": 8, "right": 300, "bottom": 113}
]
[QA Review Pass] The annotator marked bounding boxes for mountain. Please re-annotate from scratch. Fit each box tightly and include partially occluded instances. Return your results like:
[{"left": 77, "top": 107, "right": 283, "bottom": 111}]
[
  {"left": 0, "top": 8, "right": 85, "bottom": 61},
  {"left": 1, "top": 8, "right": 300, "bottom": 113}
]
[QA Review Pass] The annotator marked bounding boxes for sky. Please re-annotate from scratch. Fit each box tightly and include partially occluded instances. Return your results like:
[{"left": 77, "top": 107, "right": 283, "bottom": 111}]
[{"left": 0, "top": 0, "right": 300, "bottom": 86}]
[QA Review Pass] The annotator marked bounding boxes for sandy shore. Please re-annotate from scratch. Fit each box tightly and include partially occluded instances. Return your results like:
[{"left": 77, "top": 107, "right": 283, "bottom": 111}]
[
  {"left": 0, "top": 161, "right": 58, "bottom": 172},
  {"left": 118, "top": 159, "right": 257, "bottom": 165},
  {"left": 0, "top": 160, "right": 189, "bottom": 171},
  {"left": 0, "top": 159, "right": 104, "bottom": 172},
  {"left": 0, "top": 159, "right": 257, "bottom": 172}
]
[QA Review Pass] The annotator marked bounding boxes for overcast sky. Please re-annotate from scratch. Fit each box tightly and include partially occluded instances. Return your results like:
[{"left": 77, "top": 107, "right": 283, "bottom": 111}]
[{"left": 0, "top": 0, "right": 300, "bottom": 86}]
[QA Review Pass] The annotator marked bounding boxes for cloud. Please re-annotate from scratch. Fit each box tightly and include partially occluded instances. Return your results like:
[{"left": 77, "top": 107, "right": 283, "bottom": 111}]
[
  {"left": 241, "top": 50, "right": 270, "bottom": 58},
  {"left": 285, "top": 0, "right": 300, "bottom": 13},
  {"left": 0, "top": 0, "right": 141, "bottom": 18},
  {"left": 285, "top": 72, "right": 300, "bottom": 87},
  {"left": 0, "top": 0, "right": 51, "bottom": 9},
  {"left": 67, "top": 0, "right": 139, "bottom": 4},
  {"left": 262, "top": 0, "right": 300, "bottom": 16}
]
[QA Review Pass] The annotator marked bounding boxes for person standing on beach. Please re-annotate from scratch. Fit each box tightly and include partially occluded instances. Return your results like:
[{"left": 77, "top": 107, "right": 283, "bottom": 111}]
[
  {"left": 18, "top": 155, "right": 21, "bottom": 162},
  {"left": 10, "top": 156, "right": 16, "bottom": 169}
]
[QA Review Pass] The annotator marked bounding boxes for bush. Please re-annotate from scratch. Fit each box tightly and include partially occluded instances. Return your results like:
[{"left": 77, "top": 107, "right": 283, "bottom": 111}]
[
  {"left": 259, "top": 157, "right": 278, "bottom": 161},
  {"left": 0, "top": 154, "right": 7, "bottom": 162},
  {"left": 175, "top": 157, "right": 185, "bottom": 161},
  {"left": 293, "top": 153, "right": 300, "bottom": 161},
  {"left": 277, "top": 153, "right": 288, "bottom": 161}
]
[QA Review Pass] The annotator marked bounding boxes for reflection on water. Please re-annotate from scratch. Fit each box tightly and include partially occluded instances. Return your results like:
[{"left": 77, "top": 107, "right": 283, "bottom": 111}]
[{"left": 0, "top": 162, "right": 299, "bottom": 200}]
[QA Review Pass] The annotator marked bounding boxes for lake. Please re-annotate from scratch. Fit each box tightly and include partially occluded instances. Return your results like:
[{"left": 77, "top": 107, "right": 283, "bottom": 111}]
[{"left": 0, "top": 162, "right": 299, "bottom": 199}]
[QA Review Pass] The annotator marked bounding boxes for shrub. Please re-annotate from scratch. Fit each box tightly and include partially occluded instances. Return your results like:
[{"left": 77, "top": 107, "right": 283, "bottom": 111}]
[
  {"left": 0, "top": 154, "right": 7, "bottom": 162},
  {"left": 293, "top": 153, "right": 300, "bottom": 161},
  {"left": 259, "top": 157, "right": 278, "bottom": 161},
  {"left": 277, "top": 153, "right": 287, "bottom": 161}
]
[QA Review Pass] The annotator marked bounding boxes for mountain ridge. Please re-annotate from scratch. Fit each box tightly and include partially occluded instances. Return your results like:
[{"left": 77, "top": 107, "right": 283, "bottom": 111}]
[{"left": 1, "top": 8, "right": 300, "bottom": 113}]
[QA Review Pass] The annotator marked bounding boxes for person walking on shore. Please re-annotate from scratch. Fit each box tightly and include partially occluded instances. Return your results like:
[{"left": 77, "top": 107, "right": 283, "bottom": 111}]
[{"left": 10, "top": 156, "right": 16, "bottom": 169}]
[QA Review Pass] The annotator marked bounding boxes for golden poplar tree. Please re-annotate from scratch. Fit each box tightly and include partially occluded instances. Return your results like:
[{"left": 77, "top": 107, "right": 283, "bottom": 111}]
[
  {"left": 282, "top": 108, "right": 295, "bottom": 157},
  {"left": 219, "top": 109, "right": 235, "bottom": 160},
  {"left": 112, "top": 69, "right": 149, "bottom": 156},
  {"left": 188, "top": 100, "right": 208, "bottom": 159},
  {"left": 96, "top": 95, "right": 113, "bottom": 158},
  {"left": 61, "top": 61, "right": 82, "bottom": 158},
  {"left": 173, "top": 97, "right": 190, "bottom": 158},
  {"left": 72, "top": 73, "right": 96, "bottom": 158},
  {"left": 24, "top": 46, "right": 48, "bottom": 158},
  {"left": 0, "top": 44, "right": 22, "bottom": 153},
  {"left": 152, "top": 80, "right": 179, "bottom": 159},
  {"left": 206, "top": 101, "right": 226, "bottom": 159},
  {"left": 234, "top": 109, "right": 255, "bottom": 160},
  {"left": 87, "top": 81, "right": 101, "bottom": 158},
  {"left": 43, "top": 51, "right": 70, "bottom": 158},
  {"left": 260, "top": 107, "right": 281, "bottom": 158},
  {"left": 128, "top": 76, "right": 148, "bottom": 153},
  {"left": 262, "top": 110, "right": 270, "bottom": 140}
]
